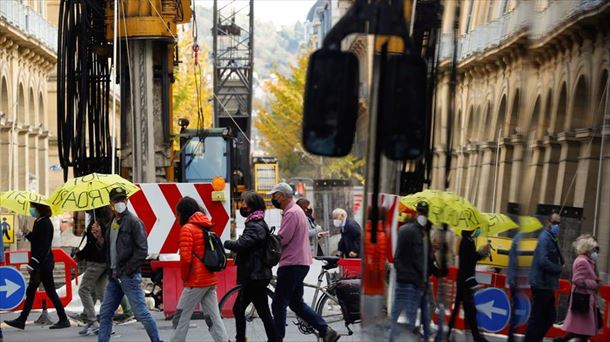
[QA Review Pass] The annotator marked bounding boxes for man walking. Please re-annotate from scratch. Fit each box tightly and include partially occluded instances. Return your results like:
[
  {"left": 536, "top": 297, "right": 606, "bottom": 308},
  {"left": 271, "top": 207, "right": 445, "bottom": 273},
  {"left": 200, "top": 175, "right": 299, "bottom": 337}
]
[
  {"left": 269, "top": 183, "right": 339, "bottom": 342},
  {"left": 332, "top": 208, "right": 362, "bottom": 258},
  {"left": 524, "top": 213, "right": 564, "bottom": 342},
  {"left": 92, "top": 187, "right": 161, "bottom": 342},
  {"left": 390, "top": 202, "right": 443, "bottom": 341}
]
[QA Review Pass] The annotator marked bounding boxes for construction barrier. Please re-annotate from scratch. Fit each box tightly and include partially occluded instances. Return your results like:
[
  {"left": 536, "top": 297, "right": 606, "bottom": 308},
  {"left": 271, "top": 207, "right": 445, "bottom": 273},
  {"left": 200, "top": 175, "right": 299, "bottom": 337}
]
[
  {"left": 150, "top": 259, "right": 237, "bottom": 318},
  {"left": 2, "top": 248, "right": 78, "bottom": 311}
]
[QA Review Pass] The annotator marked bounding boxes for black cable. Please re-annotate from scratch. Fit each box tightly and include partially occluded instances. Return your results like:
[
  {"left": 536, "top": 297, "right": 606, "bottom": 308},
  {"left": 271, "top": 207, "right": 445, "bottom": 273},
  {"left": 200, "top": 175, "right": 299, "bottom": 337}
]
[{"left": 57, "top": 0, "right": 112, "bottom": 180}]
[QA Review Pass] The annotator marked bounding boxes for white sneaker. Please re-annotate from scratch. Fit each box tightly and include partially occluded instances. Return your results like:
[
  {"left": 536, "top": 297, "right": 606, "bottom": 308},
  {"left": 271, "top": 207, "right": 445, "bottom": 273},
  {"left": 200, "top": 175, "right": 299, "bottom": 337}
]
[{"left": 79, "top": 321, "right": 98, "bottom": 336}]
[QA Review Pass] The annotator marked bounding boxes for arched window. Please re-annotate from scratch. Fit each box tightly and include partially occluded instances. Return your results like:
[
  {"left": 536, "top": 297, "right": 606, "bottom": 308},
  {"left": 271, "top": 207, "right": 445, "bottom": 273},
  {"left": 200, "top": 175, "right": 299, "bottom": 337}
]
[
  {"left": 571, "top": 75, "right": 588, "bottom": 129},
  {"left": 28, "top": 88, "right": 36, "bottom": 126},
  {"left": 555, "top": 83, "right": 567, "bottom": 132},
  {"left": 496, "top": 94, "right": 507, "bottom": 137},
  {"left": 38, "top": 92, "right": 45, "bottom": 128},
  {"left": 0, "top": 77, "right": 8, "bottom": 116},
  {"left": 18, "top": 85, "right": 25, "bottom": 124}
]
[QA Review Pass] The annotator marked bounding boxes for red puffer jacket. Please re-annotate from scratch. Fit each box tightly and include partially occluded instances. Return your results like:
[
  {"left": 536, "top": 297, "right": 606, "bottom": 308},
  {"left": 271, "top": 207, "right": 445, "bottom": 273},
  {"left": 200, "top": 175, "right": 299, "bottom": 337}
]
[{"left": 179, "top": 212, "right": 218, "bottom": 287}]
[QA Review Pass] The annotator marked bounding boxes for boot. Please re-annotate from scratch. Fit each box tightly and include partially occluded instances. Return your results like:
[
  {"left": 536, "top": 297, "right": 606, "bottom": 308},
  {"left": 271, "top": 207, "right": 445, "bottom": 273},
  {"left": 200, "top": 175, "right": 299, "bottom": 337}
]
[{"left": 49, "top": 320, "right": 71, "bottom": 329}]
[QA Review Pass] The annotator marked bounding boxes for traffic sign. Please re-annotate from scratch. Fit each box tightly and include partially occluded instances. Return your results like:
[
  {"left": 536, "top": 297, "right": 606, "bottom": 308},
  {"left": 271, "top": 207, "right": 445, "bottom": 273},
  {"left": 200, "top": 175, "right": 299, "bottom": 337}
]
[
  {"left": 474, "top": 287, "right": 511, "bottom": 333},
  {"left": 512, "top": 293, "right": 531, "bottom": 326},
  {"left": 1, "top": 214, "right": 16, "bottom": 244},
  {"left": 0, "top": 266, "right": 27, "bottom": 310}
]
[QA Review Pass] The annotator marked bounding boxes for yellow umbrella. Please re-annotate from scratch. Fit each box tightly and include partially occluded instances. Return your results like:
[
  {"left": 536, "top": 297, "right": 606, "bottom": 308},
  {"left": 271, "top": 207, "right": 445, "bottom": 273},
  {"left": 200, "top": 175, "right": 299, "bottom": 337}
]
[
  {"left": 519, "top": 215, "right": 544, "bottom": 233},
  {"left": 401, "top": 190, "right": 487, "bottom": 235},
  {"left": 49, "top": 173, "right": 140, "bottom": 212},
  {"left": 0, "top": 190, "right": 61, "bottom": 216},
  {"left": 483, "top": 213, "right": 519, "bottom": 236}
]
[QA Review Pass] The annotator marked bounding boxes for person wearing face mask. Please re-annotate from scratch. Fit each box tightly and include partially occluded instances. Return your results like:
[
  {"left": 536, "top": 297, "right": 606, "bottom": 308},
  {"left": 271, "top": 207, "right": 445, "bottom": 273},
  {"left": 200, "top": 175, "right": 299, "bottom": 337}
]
[
  {"left": 554, "top": 235, "right": 601, "bottom": 342},
  {"left": 91, "top": 187, "right": 162, "bottom": 342},
  {"left": 296, "top": 198, "right": 327, "bottom": 256},
  {"left": 390, "top": 202, "right": 444, "bottom": 341},
  {"left": 446, "top": 228, "right": 491, "bottom": 342},
  {"left": 224, "top": 191, "right": 276, "bottom": 342},
  {"left": 332, "top": 208, "right": 362, "bottom": 258},
  {"left": 268, "top": 182, "right": 339, "bottom": 342},
  {"left": 4, "top": 203, "right": 70, "bottom": 330},
  {"left": 524, "top": 213, "right": 565, "bottom": 342}
]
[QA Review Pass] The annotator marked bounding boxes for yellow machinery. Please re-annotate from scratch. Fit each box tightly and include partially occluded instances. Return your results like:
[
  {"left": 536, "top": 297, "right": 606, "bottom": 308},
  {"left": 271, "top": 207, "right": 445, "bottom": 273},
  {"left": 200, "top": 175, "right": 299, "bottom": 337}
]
[
  {"left": 252, "top": 157, "right": 280, "bottom": 208},
  {"left": 476, "top": 236, "right": 538, "bottom": 268}
]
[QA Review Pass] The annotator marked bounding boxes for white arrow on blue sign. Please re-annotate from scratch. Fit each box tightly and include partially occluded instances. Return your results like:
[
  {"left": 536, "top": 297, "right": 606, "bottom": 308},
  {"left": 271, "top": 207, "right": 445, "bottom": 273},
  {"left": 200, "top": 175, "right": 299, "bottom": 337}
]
[
  {"left": 512, "top": 293, "right": 531, "bottom": 327},
  {"left": 0, "top": 266, "right": 27, "bottom": 310},
  {"left": 474, "top": 287, "right": 511, "bottom": 333}
]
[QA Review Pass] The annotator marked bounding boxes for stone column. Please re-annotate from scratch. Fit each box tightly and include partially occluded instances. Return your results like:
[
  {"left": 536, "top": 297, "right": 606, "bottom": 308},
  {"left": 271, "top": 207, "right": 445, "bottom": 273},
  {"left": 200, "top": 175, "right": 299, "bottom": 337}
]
[
  {"left": 28, "top": 129, "right": 39, "bottom": 191},
  {"left": 494, "top": 138, "right": 514, "bottom": 213},
  {"left": 0, "top": 123, "right": 10, "bottom": 191},
  {"left": 520, "top": 140, "right": 545, "bottom": 214},
  {"left": 538, "top": 135, "right": 561, "bottom": 204},
  {"left": 17, "top": 127, "right": 28, "bottom": 190},
  {"left": 508, "top": 134, "right": 525, "bottom": 204},
  {"left": 554, "top": 131, "right": 580, "bottom": 207},
  {"left": 476, "top": 142, "right": 497, "bottom": 212},
  {"left": 464, "top": 144, "right": 479, "bottom": 201},
  {"left": 573, "top": 129, "right": 601, "bottom": 233},
  {"left": 38, "top": 130, "right": 49, "bottom": 195}
]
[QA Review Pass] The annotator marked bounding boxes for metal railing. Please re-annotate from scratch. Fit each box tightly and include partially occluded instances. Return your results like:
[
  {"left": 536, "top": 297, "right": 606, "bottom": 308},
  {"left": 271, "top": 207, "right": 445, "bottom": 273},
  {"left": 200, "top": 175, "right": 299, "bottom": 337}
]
[
  {"left": 0, "top": 0, "right": 58, "bottom": 53},
  {"left": 439, "top": 0, "right": 606, "bottom": 63}
]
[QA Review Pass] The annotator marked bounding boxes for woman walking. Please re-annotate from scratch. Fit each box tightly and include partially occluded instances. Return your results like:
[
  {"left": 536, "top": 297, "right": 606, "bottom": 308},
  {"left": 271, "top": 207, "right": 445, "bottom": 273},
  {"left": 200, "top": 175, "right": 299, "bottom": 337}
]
[
  {"left": 4, "top": 203, "right": 70, "bottom": 330},
  {"left": 554, "top": 235, "right": 601, "bottom": 342},
  {"left": 224, "top": 191, "right": 277, "bottom": 342},
  {"left": 170, "top": 197, "right": 229, "bottom": 342}
]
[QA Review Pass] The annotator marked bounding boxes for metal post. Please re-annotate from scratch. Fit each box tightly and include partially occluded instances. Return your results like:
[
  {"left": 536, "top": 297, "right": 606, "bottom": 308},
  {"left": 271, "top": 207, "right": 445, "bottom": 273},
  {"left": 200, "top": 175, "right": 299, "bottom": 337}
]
[{"left": 111, "top": 0, "right": 118, "bottom": 174}]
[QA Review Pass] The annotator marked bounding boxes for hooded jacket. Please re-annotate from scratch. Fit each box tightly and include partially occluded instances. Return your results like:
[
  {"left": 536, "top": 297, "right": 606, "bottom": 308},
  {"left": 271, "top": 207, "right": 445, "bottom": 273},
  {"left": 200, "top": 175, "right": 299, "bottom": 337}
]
[{"left": 179, "top": 212, "right": 218, "bottom": 288}]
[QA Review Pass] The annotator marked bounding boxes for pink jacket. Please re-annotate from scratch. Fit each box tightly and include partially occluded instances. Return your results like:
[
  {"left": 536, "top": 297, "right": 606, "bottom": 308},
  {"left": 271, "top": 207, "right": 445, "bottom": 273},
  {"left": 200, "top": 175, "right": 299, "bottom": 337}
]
[
  {"left": 562, "top": 254, "right": 599, "bottom": 336},
  {"left": 277, "top": 201, "right": 312, "bottom": 267}
]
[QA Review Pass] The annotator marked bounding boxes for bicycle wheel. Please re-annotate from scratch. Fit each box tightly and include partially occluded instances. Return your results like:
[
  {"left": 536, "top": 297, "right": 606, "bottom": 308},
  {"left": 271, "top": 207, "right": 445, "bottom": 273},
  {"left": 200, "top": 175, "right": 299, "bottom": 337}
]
[
  {"left": 315, "top": 293, "right": 359, "bottom": 338},
  {"left": 218, "top": 285, "right": 274, "bottom": 321}
]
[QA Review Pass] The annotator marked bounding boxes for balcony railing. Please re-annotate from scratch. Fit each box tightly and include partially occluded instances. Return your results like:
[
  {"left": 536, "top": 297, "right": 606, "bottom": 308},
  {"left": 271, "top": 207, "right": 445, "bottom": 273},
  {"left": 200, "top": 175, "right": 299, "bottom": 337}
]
[
  {"left": 439, "top": 0, "right": 606, "bottom": 64},
  {"left": 0, "top": 0, "right": 58, "bottom": 53}
]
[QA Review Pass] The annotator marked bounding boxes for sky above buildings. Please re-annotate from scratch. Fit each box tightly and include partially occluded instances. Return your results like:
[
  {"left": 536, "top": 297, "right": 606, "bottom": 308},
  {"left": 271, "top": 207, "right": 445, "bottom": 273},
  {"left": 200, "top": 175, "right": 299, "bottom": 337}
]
[{"left": 195, "top": 0, "right": 317, "bottom": 28}]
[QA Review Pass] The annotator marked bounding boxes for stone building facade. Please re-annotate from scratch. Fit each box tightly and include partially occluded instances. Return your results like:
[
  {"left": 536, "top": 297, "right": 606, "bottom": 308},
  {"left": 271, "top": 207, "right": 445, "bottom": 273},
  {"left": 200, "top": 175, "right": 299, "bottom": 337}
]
[
  {"left": 0, "top": 0, "right": 57, "bottom": 195},
  {"left": 432, "top": 0, "right": 610, "bottom": 278}
]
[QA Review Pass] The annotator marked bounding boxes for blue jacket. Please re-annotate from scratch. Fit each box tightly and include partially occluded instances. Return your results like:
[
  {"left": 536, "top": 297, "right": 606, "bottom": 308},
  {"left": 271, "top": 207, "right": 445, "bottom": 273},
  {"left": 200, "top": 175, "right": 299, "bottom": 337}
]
[{"left": 528, "top": 229, "right": 563, "bottom": 290}]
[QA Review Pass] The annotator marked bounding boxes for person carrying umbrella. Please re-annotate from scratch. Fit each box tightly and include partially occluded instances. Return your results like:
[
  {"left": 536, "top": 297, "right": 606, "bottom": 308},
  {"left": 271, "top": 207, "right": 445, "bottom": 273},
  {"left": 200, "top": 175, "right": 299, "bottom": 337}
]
[
  {"left": 447, "top": 227, "right": 490, "bottom": 342},
  {"left": 91, "top": 187, "right": 161, "bottom": 342},
  {"left": 4, "top": 202, "right": 71, "bottom": 330}
]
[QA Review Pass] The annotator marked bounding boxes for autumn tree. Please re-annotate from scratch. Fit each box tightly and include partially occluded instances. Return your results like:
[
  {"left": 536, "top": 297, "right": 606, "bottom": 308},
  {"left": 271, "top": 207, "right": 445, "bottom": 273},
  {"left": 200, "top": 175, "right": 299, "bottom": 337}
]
[
  {"left": 256, "top": 52, "right": 364, "bottom": 183},
  {"left": 173, "top": 29, "right": 213, "bottom": 133}
]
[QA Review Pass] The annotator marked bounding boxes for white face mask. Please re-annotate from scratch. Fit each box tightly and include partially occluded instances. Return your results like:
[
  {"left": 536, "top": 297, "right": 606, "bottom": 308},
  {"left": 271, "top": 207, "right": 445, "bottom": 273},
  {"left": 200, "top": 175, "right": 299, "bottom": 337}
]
[
  {"left": 417, "top": 215, "right": 428, "bottom": 226},
  {"left": 591, "top": 252, "right": 599, "bottom": 262},
  {"left": 114, "top": 202, "right": 127, "bottom": 214},
  {"left": 333, "top": 219, "right": 343, "bottom": 228}
]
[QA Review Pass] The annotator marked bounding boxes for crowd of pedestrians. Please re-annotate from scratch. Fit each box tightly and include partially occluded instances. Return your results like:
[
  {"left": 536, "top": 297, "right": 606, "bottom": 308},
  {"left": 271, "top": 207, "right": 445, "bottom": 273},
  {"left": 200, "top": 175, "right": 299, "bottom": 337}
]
[{"left": 2, "top": 181, "right": 605, "bottom": 342}]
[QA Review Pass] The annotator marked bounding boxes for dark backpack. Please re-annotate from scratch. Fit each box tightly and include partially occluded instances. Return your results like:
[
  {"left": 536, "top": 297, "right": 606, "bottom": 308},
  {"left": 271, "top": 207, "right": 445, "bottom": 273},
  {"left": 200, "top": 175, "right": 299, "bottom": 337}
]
[
  {"left": 263, "top": 226, "right": 282, "bottom": 267},
  {"left": 197, "top": 227, "right": 227, "bottom": 272}
]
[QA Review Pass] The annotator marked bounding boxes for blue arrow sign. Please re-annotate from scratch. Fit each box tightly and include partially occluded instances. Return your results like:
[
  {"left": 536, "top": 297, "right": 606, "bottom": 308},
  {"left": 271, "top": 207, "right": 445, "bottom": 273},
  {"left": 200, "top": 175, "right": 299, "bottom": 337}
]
[
  {"left": 474, "top": 287, "right": 511, "bottom": 333},
  {"left": 512, "top": 293, "right": 531, "bottom": 326},
  {"left": 0, "top": 266, "right": 27, "bottom": 310}
]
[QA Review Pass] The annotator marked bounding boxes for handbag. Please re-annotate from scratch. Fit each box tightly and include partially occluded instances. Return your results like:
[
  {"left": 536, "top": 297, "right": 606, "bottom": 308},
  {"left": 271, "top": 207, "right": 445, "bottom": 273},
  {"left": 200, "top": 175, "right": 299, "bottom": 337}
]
[{"left": 570, "top": 291, "right": 590, "bottom": 313}]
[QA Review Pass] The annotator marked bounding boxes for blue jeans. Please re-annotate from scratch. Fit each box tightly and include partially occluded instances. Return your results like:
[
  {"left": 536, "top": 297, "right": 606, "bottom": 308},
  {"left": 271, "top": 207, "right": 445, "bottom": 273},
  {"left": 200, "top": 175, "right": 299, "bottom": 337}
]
[
  {"left": 390, "top": 283, "right": 430, "bottom": 341},
  {"left": 272, "top": 265, "right": 327, "bottom": 341},
  {"left": 98, "top": 273, "right": 161, "bottom": 342}
]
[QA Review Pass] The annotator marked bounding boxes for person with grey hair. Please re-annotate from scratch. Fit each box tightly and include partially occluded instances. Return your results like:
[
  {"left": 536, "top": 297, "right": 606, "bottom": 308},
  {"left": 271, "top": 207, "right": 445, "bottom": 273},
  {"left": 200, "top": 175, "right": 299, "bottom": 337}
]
[
  {"left": 332, "top": 208, "right": 361, "bottom": 258},
  {"left": 555, "top": 235, "right": 601, "bottom": 342},
  {"left": 269, "top": 183, "right": 339, "bottom": 342}
]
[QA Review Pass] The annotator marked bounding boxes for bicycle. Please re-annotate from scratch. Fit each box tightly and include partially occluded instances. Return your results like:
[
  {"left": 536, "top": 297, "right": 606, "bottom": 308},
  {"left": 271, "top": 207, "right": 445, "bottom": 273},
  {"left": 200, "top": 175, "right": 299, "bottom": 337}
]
[{"left": 218, "top": 256, "right": 360, "bottom": 338}]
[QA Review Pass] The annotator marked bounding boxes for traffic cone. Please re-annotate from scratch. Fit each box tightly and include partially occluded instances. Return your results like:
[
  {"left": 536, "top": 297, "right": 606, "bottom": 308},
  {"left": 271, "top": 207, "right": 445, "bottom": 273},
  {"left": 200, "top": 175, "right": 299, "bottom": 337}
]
[{"left": 34, "top": 300, "right": 54, "bottom": 325}]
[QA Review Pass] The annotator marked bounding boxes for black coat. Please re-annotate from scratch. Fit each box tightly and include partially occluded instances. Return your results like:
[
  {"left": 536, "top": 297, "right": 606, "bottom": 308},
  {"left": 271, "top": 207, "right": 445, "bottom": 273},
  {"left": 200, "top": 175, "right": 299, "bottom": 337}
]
[
  {"left": 26, "top": 216, "right": 54, "bottom": 270},
  {"left": 457, "top": 236, "right": 486, "bottom": 286},
  {"left": 394, "top": 221, "right": 442, "bottom": 289},
  {"left": 98, "top": 210, "right": 148, "bottom": 277},
  {"left": 224, "top": 218, "right": 273, "bottom": 284},
  {"left": 76, "top": 222, "right": 107, "bottom": 263},
  {"left": 338, "top": 219, "right": 362, "bottom": 257}
]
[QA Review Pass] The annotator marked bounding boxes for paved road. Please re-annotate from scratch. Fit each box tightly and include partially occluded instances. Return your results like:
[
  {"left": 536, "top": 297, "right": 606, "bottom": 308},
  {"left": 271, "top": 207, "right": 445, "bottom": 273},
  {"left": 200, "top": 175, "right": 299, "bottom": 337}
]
[{"left": 0, "top": 309, "right": 363, "bottom": 342}]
